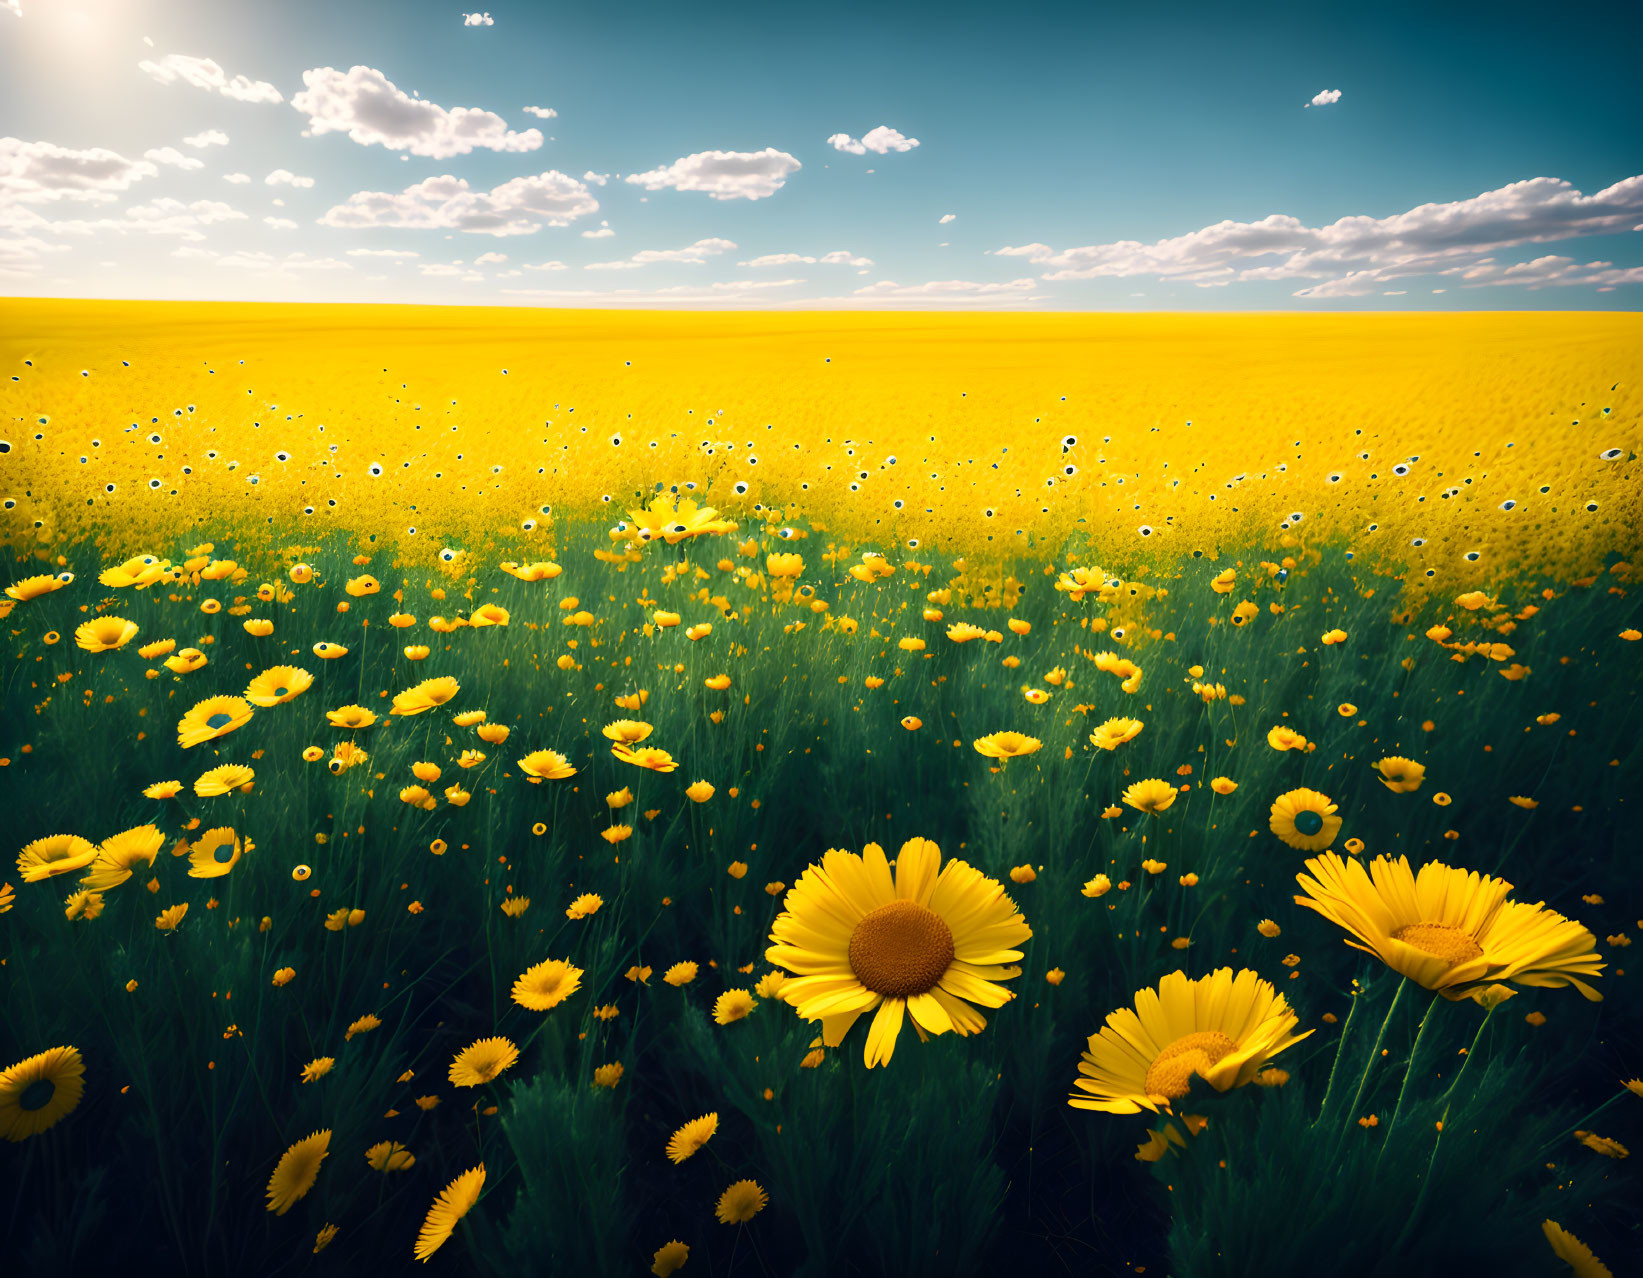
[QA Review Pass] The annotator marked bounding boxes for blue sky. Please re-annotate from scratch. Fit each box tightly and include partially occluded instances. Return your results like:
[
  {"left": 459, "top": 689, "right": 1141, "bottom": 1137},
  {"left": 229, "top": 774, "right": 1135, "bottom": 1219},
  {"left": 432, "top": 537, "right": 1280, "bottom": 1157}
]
[{"left": 2, "top": 0, "right": 1639, "bottom": 307}]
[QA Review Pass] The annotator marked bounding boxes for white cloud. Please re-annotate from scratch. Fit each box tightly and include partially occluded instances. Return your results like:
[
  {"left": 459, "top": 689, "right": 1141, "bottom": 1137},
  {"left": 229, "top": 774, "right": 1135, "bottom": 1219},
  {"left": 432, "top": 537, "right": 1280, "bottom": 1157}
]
[
  {"left": 499, "top": 278, "right": 804, "bottom": 305},
  {"left": 263, "top": 216, "right": 298, "bottom": 229},
  {"left": 316, "top": 171, "right": 599, "bottom": 236},
  {"left": 0, "top": 138, "right": 158, "bottom": 203},
  {"left": 223, "top": 172, "right": 251, "bottom": 184},
  {"left": 1306, "top": 89, "right": 1343, "bottom": 108},
  {"left": 346, "top": 247, "right": 419, "bottom": 258},
  {"left": 144, "top": 146, "right": 204, "bottom": 171},
  {"left": 182, "top": 130, "right": 230, "bottom": 149},
  {"left": 739, "top": 249, "right": 873, "bottom": 268},
  {"left": 842, "top": 278, "right": 1040, "bottom": 303},
  {"left": 995, "top": 175, "right": 1643, "bottom": 296},
  {"left": 522, "top": 106, "right": 558, "bottom": 119},
  {"left": 420, "top": 262, "right": 483, "bottom": 280},
  {"left": 582, "top": 171, "right": 609, "bottom": 186},
  {"left": 1449, "top": 254, "right": 1643, "bottom": 290},
  {"left": 292, "top": 66, "right": 542, "bottom": 159},
  {"left": 7, "top": 197, "right": 249, "bottom": 243},
  {"left": 462, "top": 12, "right": 493, "bottom": 25},
  {"left": 0, "top": 233, "right": 70, "bottom": 278},
  {"left": 585, "top": 237, "right": 737, "bottom": 270},
  {"left": 523, "top": 260, "right": 567, "bottom": 270},
  {"left": 827, "top": 126, "right": 920, "bottom": 156},
  {"left": 625, "top": 148, "right": 800, "bottom": 201},
  {"left": 938, "top": 213, "right": 956, "bottom": 224},
  {"left": 138, "top": 53, "right": 283, "bottom": 105},
  {"left": 212, "top": 249, "right": 353, "bottom": 272},
  {"left": 473, "top": 250, "right": 507, "bottom": 264},
  {"left": 265, "top": 168, "right": 315, "bottom": 188},
  {"left": 581, "top": 220, "right": 614, "bottom": 238}
]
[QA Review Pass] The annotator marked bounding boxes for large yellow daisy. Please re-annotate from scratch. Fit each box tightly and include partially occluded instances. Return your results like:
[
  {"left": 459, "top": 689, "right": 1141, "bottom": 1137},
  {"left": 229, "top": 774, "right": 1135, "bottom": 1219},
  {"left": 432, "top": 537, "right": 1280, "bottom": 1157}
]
[
  {"left": 510, "top": 958, "right": 583, "bottom": 1011},
  {"left": 972, "top": 731, "right": 1042, "bottom": 760},
  {"left": 74, "top": 616, "right": 139, "bottom": 652},
  {"left": 1069, "top": 968, "right": 1311, "bottom": 1114},
  {"left": 81, "top": 824, "right": 165, "bottom": 890},
  {"left": 188, "top": 827, "right": 249, "bottom": 879},
  {"left": 266, "top": 1130, "right": 331, "bottom": 1215},
  {"left": 245, "top": 665, "right": 313, "bottom": 707},
  {"left": 414, "top": 1165, "right": 485, "bottom": 1262},
  {"left": 518, "top": 749, "right": 578, "bottom": 781},
  {"left": 766, "top": 836, "right": 1031, "bottom": 1068},
  {"left": 17, "top": 834, "right": 98, "bottom": 883},
  {"left": 1, "top": 1046, "right": 86, "bottom": 1141},
  {"left": 1294, "top": 852, "right": 1605, "bottom": 1000},
  {"left": 391, "top": 676, "right": 460, "bottom": 717},
  {"left": 177, "top": 695, "right": 254, "bottom": 749}
]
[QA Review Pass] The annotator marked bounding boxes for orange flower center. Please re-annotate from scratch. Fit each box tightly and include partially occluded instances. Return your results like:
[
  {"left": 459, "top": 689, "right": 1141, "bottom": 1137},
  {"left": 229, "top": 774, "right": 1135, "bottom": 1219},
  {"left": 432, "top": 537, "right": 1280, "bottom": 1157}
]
[
  {"left": 1392, "top": 922, "right": 1483, "bottom": 965},
  {"left": 848, "top": 899, "right": 955, "bottom": 998},
  {"left": 1145, "top": 1030, "right": 1240, "bottom": 1100}
]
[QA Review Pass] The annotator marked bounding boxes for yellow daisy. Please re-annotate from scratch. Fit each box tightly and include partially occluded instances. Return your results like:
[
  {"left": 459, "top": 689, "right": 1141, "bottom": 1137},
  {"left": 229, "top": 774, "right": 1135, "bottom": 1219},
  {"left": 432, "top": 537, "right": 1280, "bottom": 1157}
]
[
  {"left": 81, "top": 824, "right": 165, "bottom": 890},
  {"left": 1269, "top": 788, "right": 1342, "bottom": 851},
  {"left": 194, "top": 764, "right": 255, "bottom": 797},
  {"left": 1294, "top": 852, "right": 1605, "bottom": 1000},
  {"left": 449, "top": 1036, "right": 519, "bottom": 1087},
  {"left": 666, "top": 1112, "right": 718, "bottom": 1163},
  {"left": 1089, "top": 717, "right": 1144, "bottom": 750},
  {"left": 601, "top": 719, "right": 654, "bottom": 743},
  {"left": 245, "top": 665, "right": 313, "bottom": 707},
  {"left": 266, "top": 1130, "right": 331, "bottom": 1215},
  {"left": 391, "top": 676, "right": 460, "bottom": 716},
  {"left": 1542, "top": 1221, "right": 1613, "bottom": 1278},
  {"left": 365, "top": 1140, "right": 416, "bottom": 1172},
  {"left": 1, "top": 1046, "right": 86, "bottom": 1141},
  {"left": 766, "top": 836, "right": 1031, "bottom": 1068},
  {"left": 187, "top": 827, "right": 248, "bottom": 879},
  {"left": 972, "top": 731, "right": 1042, "bottom": 759},
  {"left": 327, "top": 704, "right": 378, "bottom": 730},
  {"left": 414, "top": 1165, "right": 485, "bottom": 1262},
  {"left": 511, "top": 959, "right": 583, "bottom": 1011},
  {"left": 518, "top": 749, "right": 578, "bottom": 781},
  {"left": 1069, "top": 968, "right": 1311, "bottom": 1114},
  {"left": 715, "top": 1179, "right": 768, "bottom": 1225},
  {"left": 17, "top": 834, "right": 98, "bottom": 883},
  {"left": 74, "top": 616, "right": 139, "bottom": 652},
  {"left": 611, "top": 744, "right": 679, "bottom": 772},
  {"left": 177, "top": 695, "right": 253, "bottom": 749},
  {"left": 1373, "top": 756, "right": 1426, "bottom": 793},
  {"left": 1121, "top": 778, "right": 1178, "bottom": 815}
]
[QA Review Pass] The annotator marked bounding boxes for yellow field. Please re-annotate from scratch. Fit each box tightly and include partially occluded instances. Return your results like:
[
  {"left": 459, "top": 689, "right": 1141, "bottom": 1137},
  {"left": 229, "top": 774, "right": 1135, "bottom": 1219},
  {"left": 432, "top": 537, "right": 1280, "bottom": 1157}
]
[{"left": 3, "top": 301, "right": 1639, "bottom": 581}]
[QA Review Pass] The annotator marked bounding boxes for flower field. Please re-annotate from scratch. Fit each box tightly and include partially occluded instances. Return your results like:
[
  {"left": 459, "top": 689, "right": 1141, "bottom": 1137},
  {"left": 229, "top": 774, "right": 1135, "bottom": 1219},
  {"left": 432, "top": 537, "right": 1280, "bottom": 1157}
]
[{"left": 2, "top": 301, "right": 1641, "bottom": 1276}]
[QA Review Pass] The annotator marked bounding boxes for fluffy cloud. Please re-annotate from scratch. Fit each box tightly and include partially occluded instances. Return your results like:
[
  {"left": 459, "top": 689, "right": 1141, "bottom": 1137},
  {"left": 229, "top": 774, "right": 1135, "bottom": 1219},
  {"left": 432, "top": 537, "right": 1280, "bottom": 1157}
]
[
  {"left": 1306, "top": 89, "right": 1343, "bottom": 108},
  {"left": 581, "top": 220, "right": 614, "bottom": 238},
  {"left": 499, "top": 278, "right": 804, "bottom": 305},
  {"left": 263, "top": 216, "right": 298, "bottom": 229},
  {"left": 144, "top": 146, "right": 204, "bottom": 170},
  {"left": 1, "top": 138, "right": 159, "bottom": 203},
  {"left": 138, "top": 53, "right": 283, "bottom": 105},
  {"left": 938, "top": 213, "right": 956, "bottom": 224},
  {"left": 473, "top": 251, "right": 508, "bottom": 265},
  {"left": 182, "top": 130, "right": 230, "bottom": 148},
  {"left": 222, "top": 172, "right": 251, "bottom": 184},
  {"left": 265, "top": 168, "right": 315, "bottom": 188},
  {"left": 843, "top": 278, "right": 1039, "bottom": 303},
  {"left": 995, "top": 175, "right": 1643, "bottom": 296},
  {"left": 739, "top": 249, "right": 873, "bottom": 268},
  {"left": 462, "top": 12, "right": 493, "bottom": 25},
  {"left": 292, "top": 66, "right": 543, "bottom": 159},
  {"left": 625, "top": 148, "right": 800, "bottom": 201},
  {"left": 316, "top": 171, "right": 599, "bottom": 236},
  {"left": 585, "top": 237, "right": 737, "bottom": 270},
  {"left": 345, "top": 247, "right": 419, "bottom": 258},
  {"left": 827, "top": 126, "right": 920, "bottom": 156},
  {"left": 522, "top": 106, "right": 558, "bottom": 119},
  {"left": 7, "top": 197, "right": 248, "bottom": 243},
  {"left": 212, "top": 249, "right": 353, "bottom": 272},
  {"left": 420, "top": 262, "right": 483, "bottom": 280},
  {"left": 523, "top": 260, "right": 567, "bottom": 270},
  {"left": 582, "top": 171, "right": 609, "bottom": 186}
]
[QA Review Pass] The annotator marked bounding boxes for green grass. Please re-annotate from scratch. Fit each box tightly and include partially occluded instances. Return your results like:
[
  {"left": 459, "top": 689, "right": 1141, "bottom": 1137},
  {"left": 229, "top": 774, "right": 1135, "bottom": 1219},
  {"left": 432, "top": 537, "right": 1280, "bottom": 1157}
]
[{"left": 2, "top": 519, "right": 1638, "bottom": 1276}]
